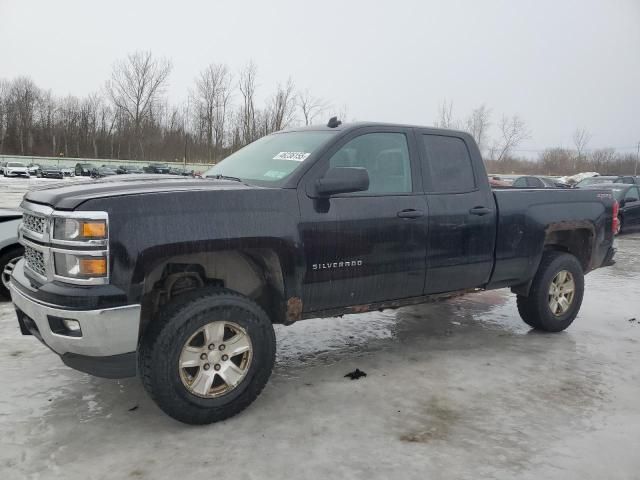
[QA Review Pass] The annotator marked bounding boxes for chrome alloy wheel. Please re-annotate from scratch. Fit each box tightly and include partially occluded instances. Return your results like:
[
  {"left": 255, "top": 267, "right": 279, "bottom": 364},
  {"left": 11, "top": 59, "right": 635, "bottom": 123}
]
[
  {"left": 548, "top": 270, "right": 575, "bottom": 316},
  {"left": 179, "top": 321, "right": 253, "bottom": 398}
]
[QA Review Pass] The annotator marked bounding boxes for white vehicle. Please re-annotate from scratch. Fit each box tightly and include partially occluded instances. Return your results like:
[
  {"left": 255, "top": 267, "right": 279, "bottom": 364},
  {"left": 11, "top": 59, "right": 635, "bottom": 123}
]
[
  {"left": 3, "top": 162, "right": 30, "bottom": 178},
  {"left": 60, "top": 165, "right": 74, "bottom": 177}
]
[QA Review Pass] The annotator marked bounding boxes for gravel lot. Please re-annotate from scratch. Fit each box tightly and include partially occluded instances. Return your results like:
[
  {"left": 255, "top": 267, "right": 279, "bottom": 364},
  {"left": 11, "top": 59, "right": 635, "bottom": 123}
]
[{"left": 1, "top": 176, "right": 639, "bottom": 479}]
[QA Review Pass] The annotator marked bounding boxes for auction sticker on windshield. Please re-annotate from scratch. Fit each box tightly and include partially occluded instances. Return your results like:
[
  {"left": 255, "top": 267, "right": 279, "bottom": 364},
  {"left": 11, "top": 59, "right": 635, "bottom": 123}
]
[{"left": 273, "top": 151, "right": 310, "bottom": 162}]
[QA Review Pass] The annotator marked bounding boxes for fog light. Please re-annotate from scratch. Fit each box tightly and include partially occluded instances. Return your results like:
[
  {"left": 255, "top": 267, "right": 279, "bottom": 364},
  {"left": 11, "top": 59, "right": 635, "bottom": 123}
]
[{"left": 62, "top": 319, "right": 81, "bottom": 332}]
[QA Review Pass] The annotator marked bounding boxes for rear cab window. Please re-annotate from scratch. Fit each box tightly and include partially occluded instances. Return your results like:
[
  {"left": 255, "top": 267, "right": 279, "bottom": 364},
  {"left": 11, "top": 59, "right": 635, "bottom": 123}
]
[{"left": 420, "top": 134, "right": 476, "bottom": 193}]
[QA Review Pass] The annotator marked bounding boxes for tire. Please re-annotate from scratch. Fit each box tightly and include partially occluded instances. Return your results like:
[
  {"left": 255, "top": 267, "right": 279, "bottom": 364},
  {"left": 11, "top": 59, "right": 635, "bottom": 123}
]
[
  {"left": 1, "top": 246, "right": 24, "bottom": 299},
  {"left": 516, "top": 251, "right": 584, "bottom": 332},
  {"left": 139, "top": 288, "right": 276, "bottom": 424}
]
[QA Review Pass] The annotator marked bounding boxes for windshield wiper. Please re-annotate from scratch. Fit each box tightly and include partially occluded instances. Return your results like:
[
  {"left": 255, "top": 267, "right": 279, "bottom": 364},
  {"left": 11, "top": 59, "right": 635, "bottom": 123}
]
[{"left": 208, "top": 174, "right": 243, "bottom": 182}]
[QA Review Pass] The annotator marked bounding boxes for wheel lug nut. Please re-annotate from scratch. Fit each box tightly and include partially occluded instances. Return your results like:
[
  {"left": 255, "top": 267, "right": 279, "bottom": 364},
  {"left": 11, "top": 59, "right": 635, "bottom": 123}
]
[
  {"left": 200, "top": 353, "right": 207, "bottom": 360},
  {"left": 222, "top": 355, "right": 228, "bottom": 361},
  {"left": 219, "top": 344, "right": 225, "bottom": 351},
  {"left": 208, "top": 344, "right": 215, "bottom": 350},
  {"left": 214, "top": 364, "right": 221, "bottom": 371},
  {"left": 203, "top": 363, "right": 210, "bottom": 370}
]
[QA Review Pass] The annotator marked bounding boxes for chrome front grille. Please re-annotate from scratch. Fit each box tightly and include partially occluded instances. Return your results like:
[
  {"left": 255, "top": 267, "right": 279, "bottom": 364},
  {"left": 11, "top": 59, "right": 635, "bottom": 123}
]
[
  {"left": 24, "top": 245, "right": 46, "bottom": 277},
  {"left": 23, "top": 213, "right": 47, "bottom": 235}
]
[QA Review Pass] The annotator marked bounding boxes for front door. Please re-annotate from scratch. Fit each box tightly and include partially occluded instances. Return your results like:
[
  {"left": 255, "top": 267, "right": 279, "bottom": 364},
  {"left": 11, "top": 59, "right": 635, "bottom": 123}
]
[{"left": 298, "top": 128, "right": 427, "bottom": 312}]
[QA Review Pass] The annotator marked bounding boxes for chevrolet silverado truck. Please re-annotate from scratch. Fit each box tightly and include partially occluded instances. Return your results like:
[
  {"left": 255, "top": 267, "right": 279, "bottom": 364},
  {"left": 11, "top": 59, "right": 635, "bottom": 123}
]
[{"left": 8, "top": 120, "right": 616, "bottom": 424}]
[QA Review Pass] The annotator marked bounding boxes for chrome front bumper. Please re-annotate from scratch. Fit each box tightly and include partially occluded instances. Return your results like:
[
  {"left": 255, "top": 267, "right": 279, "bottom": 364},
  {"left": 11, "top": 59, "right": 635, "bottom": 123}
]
[{"left": 9, "top": 268, "right": 141, "bottom": 358}]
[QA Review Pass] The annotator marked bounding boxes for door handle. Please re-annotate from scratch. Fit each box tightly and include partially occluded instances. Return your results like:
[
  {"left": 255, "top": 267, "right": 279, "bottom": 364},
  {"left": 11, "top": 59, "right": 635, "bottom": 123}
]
[
  {"left": 469, "top": 206, "right": 492, "bottom": 216},
  {"left": 397, "top": 209, "right": 425, "bottom": 219}
]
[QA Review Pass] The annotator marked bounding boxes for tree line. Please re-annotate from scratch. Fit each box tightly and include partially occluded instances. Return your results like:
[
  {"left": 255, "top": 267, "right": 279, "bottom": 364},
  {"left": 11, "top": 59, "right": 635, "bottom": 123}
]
[
  {"left": 1, "top": 54, "right": 637, "bottom": 174},
  {"left": 0, "top": 51, "right": 333, "bottom": 163},
  {"left": 434, "top": 100, "right": 638, "bottom": 176}
]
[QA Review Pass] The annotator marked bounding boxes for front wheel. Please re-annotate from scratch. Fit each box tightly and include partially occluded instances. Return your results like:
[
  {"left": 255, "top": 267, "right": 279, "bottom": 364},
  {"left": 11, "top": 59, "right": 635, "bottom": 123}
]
[
  {"left": 139, "top": 288, "right": 276, "bottom": 424},
  {"left": 517, "top": 251, "right": 584, "bottom": 332}
]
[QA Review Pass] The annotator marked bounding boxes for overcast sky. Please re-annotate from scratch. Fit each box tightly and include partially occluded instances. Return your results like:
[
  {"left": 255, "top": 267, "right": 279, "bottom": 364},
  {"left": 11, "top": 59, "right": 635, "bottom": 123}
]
[{"left": 1, "top": 0, "right": 639, "bottom": 155}]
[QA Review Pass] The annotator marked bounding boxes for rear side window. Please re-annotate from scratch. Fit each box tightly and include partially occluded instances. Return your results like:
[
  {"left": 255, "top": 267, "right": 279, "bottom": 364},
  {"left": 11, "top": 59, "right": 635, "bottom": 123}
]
[{"left": 422, "top": 135, "right": 476, "bottom": 193}]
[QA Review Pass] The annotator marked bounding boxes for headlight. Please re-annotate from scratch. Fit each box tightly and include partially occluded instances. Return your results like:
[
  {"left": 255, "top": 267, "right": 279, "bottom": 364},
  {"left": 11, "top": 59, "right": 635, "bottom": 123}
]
[
  {"left": 53, "top": 218, "right": 107, "bottom": 240},
  {"left": 54, "top": 253, "right": 107, "bottom": 278}
]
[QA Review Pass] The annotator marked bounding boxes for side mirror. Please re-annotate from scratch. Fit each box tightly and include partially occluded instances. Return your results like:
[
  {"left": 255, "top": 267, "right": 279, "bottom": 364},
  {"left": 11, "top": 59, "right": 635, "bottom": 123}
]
[{"left": 315, "top": 167, "right": 369, "bottom": 196}]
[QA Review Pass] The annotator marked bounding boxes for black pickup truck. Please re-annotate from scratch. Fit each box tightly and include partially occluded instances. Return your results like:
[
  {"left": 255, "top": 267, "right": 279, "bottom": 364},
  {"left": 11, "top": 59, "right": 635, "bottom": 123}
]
[{"left": 8, "top": 120, "right": 616, "bottom": 424}]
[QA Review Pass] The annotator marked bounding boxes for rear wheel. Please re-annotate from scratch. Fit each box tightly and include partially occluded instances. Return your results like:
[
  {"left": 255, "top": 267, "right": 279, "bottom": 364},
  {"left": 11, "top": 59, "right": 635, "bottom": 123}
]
[
  {"left": 139, "top": 288, "right": 276, "bottom": 424},
  {"left": 517, "top": 251, "right": 584, "bottom": 332}
]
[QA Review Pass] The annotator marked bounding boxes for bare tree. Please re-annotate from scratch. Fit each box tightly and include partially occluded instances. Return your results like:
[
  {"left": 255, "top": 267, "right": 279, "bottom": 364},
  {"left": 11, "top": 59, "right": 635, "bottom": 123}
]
[
  {"left": 297, "top": 89, "right": 328, "bottom": 126},
  {"left": 193, "top": 63, "right": 232, "bottom": 161},
  {"left": 106, "top": 51, "right": 172, "bottom": 158},
  {"left": 465, "top": 104, "right": 491, "bottom": 154},
  {"left": 38, "top": 90, "right": 58, "bottom": 155},
  {"left": 10, "top": 77, "right": 40, "bottom": 154},
  {"left": 266, "top": 78, "right": 296, "bottom": 132},
  {"left": 492, "top": 114, "right": 530, "bottom": 161},
  {"left": 238, "top": 61, "right": 257, "bottom": 144},
  {"left": 0, "top": 79, "right": 10, "bottom": 154},
  {"left": 434, "top": 99, "right": 455, "bottom": 128},
  {"left": 572, "top": 127, "right": 591, "bottom": 169}
]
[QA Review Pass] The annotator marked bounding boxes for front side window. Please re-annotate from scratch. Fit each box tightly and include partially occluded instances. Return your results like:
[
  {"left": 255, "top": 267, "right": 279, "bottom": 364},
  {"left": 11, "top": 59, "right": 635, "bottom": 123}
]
[
  {"left": 422, "top": 135, "right": 476, "bottom": 193},
  {"left": 206, "top": 131, "right": 336, "bottom": 184},
  {"left": 328, "top": 132, "right": 412, "bottom": 194}
]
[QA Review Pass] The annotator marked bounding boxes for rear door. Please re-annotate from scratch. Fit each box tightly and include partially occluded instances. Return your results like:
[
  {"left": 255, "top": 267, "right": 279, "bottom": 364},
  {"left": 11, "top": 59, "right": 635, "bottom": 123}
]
[
  {"left": 298, "top": 127, "right": 427, "bottom": 311},
  {"left": 416, "top": 131, "right": 496, "bottom": 294}
]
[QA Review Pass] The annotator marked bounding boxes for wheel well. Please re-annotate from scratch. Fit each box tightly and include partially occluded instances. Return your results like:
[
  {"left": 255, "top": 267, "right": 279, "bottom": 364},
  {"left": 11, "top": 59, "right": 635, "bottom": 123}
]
[
  {"left": 0, "top": 243, "right": 23, "bottom": 259},
  {"left": 140, "top": 249, "right": 286, "bottom": 332},
  {"left": 543, "top": 227, "right": 593, "bottom": 272}
]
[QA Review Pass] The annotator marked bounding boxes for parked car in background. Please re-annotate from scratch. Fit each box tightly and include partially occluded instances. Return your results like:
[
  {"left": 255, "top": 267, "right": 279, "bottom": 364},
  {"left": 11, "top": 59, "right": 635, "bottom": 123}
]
[
  {"left": 60, "top": 165, "right": 74, "bottom": 177},
  {"left": 27, "top": 164, "right": 41, "bottom": 176},
  {"left": 0, "top": 209, "right": 23, "bottom": 298},
  {"left": 143, "top": 163, "right": 171, "bottom": 174},
  {"left": 91, "top": 166, "right": 117, "bottom": 178},
  {"left": 116, "top": 165, "right": 145, "bottom": 174},
  {"left": 583, "top": 183, "right": 640, "bottom": 234},
  {"left": 488, "top": 176, "right": 511, "bottom": 187},
  {"left": 75, "top": 163, "right": 95, "bottom": 176},
  {"left": 2, "top": 162, "right": 30, "bottom": 178},
  {"left": 37, "top": 165, "right": 64, "bottom": 179},
  {"left": 511, "top": 176, "right": 569, "bottom": 188},
  {"left": 168, "top": 166, "right": 194, "bottom": 176},
  {"left": 575, "top": 175, "right": 635, "bottom": 188}
]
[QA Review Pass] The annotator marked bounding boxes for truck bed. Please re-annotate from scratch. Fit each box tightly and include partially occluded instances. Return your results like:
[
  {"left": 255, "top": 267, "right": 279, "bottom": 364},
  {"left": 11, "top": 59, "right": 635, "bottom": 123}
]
[{"left": 488, "top": 188, "right": 615, "bottom": 290}]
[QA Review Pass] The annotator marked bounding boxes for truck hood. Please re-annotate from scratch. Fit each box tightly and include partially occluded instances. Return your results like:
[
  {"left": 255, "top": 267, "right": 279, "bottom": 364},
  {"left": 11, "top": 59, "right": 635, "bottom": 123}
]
[{"left": 23, "top": 174, "right": 259, "bottom": 210}]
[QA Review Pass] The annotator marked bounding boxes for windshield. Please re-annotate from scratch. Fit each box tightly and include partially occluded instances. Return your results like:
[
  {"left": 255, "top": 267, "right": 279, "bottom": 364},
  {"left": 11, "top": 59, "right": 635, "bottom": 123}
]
[
  {"left": 8, "top": 162, "right": 24, "bottom": 167},
  {"left": 205, "top": 131, "right": 336, "bottom": 183}
]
